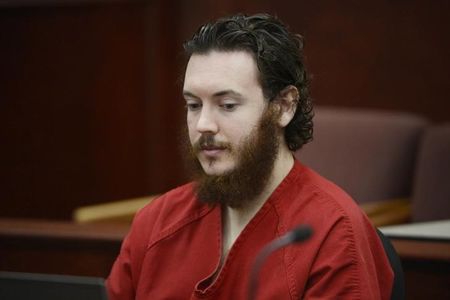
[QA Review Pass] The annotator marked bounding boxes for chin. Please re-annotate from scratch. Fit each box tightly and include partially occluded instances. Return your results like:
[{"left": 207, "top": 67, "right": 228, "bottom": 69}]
[{"left": 200, "top": 160, "right": 234, "bottom": 176}]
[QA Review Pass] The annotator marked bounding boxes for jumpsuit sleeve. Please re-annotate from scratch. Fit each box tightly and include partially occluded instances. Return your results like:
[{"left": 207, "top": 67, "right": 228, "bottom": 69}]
[
  {"left": 303, "top": 217, "right": 393, "bottom": 300},
  {"left": 106, "top": 204, "right": 156, "bottom": 300}
]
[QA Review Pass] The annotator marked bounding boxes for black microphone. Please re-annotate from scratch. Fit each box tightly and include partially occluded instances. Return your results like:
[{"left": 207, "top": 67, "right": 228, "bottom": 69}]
[{"left": 247, "top": 225, "right": 313, "bottom": 300}]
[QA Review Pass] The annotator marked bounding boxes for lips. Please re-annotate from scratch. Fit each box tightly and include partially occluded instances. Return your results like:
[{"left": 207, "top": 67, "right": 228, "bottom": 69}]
[
  {"left": 201, "top": 145, "right": 225, "bottom": 151},
  {"left": 199, "top": 145, "right": 227, "bottom": 157}
]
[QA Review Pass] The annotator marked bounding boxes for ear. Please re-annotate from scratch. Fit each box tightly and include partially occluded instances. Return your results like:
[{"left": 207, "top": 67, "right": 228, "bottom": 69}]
[{"left": 274, "top": 85, "right": 299, "bottom": 128}]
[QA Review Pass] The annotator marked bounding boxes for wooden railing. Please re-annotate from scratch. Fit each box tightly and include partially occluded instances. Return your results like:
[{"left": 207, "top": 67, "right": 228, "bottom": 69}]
[{"left": 0, "top": 218, "right": 129, "bottom": 277}]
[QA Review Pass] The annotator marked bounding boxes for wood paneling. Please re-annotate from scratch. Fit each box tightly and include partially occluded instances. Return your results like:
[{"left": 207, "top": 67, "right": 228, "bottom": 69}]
[
  {"left": 0, "top": 218, "right": 128, "bottom": 277},
  {"left": 273, "top": 1, "right": 450, "bottom": 121},
  {"left": 0, "top": 3, "right": 157, "bottom": 219}
]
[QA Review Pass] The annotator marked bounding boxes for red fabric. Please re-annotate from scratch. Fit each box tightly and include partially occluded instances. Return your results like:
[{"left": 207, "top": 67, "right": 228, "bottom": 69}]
[{"left": 107, "top": 161, "right": 393, "bottom": 299}]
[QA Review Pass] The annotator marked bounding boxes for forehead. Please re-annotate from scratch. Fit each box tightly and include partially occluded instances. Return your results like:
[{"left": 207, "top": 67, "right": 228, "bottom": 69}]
[{"left": 183, "top": 50, "right": 262, "bottom": 98}]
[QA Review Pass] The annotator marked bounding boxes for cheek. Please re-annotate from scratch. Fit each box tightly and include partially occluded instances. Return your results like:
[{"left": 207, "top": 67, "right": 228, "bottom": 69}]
[
  {"left": 187, "top": 129, "right": 196, "bottom": 145},
  {"left": 229, "top": 126, "right": 255, "bottom": 148},
  {"left": 186, "top": 117, "right": 197, "bottom": 142}
]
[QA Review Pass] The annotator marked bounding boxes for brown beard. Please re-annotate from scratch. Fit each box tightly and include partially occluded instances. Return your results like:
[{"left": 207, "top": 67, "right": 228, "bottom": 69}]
[{"left": 180, "top": 105, "right": 281, "bottom": 209}]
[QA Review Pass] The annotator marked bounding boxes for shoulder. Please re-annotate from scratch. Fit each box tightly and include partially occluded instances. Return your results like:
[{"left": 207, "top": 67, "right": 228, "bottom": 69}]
[
  {"left": 106, "top": 183, "right": 215, "bottom": 295},
  {"left": 275, "top": 160, "right": 365, "bottom": 230},
  {"left": 134, "top": 182, "right": 211, "bottom": 232},
  {"left": 274, "top": 160, "right": 380, "bottom": 256},
  {"left": 278, "top": 162, "right": 392, "bottom": 298},
  {"left": 130, "top": 182, "right": 213, "bottom": 246}
]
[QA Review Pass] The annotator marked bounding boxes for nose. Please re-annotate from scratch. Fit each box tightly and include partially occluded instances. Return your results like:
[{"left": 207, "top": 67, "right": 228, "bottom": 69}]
[{"left": 196, "top": 107, "right": 218, "bottom": 134}]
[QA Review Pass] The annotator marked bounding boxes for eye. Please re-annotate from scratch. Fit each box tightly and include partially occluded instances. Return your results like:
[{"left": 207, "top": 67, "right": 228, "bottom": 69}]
[
  {"left": 185, "top": 102, "right": 202, "bottom": 112},
  {"left": 220, "top": 103, "right": 238, "bottom": 112}
]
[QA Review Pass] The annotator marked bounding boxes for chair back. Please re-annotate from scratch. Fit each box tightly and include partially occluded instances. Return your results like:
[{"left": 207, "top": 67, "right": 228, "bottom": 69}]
[
  {"left": 296, "top": 106, "right": 427, "bottom": 204},
  {"left": 376, "top": 229, "right": 405, "bottom": 300},
  {"left": 412, "top": 124, "right": 450, "bottom": 222}
]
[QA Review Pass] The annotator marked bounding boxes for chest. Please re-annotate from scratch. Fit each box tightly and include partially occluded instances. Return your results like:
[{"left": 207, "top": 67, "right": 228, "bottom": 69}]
[{"left": 134, "top": 210, "right": 301, "bottom": 300}]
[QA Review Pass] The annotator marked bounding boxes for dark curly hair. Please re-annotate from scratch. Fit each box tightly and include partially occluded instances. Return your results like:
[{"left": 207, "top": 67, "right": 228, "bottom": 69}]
[{"left": 183, "top": 13, "right": 313, "bottom": 151}]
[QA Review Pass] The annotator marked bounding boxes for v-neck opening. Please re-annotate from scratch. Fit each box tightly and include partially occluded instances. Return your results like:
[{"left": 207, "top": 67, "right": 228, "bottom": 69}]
[
  {"left": 193, "top": 161, "right": 301, "bottom": 297},
  {"left": 194, "top": 202, "right": 273, "bottom": 297}
]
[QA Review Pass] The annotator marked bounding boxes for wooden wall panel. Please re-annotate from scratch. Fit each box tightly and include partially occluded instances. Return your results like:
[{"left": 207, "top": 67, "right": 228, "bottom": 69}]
[
  {"left": 0, "top": 3, "right": 155, "bottom": 219},
  {"left": 272, "top": 1, "right": 450, "bottom": 121},
  {"left": 143, "top": 0, "right": 188, "bottom": 194}
]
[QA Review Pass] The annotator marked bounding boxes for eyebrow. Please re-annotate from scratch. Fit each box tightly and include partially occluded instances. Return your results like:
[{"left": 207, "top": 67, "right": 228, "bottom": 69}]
[
  {"left": 182, "top": 89, "right": 244, "bottom": 100},
  {"left": 182, "top": 91, "right": 199, "bottom": 99},
  {"left": 213, "top": 90, "right": 243, "bottom": 98}
]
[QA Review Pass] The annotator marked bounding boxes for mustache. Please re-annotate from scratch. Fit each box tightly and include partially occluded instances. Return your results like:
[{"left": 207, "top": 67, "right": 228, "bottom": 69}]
[{"left": 192, "top": 134, "right": 231, "bottom": 153}]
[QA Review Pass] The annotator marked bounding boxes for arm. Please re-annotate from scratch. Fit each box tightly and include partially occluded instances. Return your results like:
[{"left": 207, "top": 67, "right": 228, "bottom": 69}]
[
  {"left": 106, "top": 204, "right": 155, "bottom": 300},
  {"left": 303, "top": 217, "right": 393, "bottom": 300},
  {"left": 107, "top": 231, "right": 135, "bottom": 300}
]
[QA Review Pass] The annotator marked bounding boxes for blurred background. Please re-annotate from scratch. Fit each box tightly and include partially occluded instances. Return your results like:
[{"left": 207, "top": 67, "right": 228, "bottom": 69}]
[{"left": 1, "top": 0, "right": 449, "bottom": 221}]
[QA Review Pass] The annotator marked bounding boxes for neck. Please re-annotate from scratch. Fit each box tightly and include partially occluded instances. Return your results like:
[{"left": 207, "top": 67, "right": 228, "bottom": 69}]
[{"left": 221, "top": 145, "right": 294, "bottom": 257}]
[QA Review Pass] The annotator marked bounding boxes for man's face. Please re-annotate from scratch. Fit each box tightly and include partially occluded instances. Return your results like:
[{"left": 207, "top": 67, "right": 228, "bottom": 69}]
[{"left": 183, "top": 50, "right": 268, "bottom": 176}]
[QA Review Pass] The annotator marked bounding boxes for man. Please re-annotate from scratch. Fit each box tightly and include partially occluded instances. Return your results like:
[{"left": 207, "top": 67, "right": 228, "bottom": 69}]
[{"left": 107, "top": 14, "right": 393, "bottom": 299}]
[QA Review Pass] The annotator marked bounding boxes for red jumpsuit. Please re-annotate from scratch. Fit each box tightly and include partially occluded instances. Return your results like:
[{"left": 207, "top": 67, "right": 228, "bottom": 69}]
[{"left": 107, "top": 160, "right": 393, "bottom": 299}]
